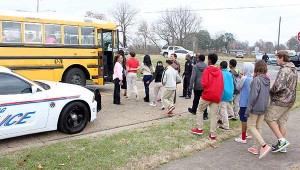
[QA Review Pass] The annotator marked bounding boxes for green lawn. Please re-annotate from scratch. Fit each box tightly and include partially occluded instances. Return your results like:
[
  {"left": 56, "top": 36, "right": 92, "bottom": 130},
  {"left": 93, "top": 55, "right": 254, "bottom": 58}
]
[{"left": 292, "top": 85, "right": 300, "bottom": 110}]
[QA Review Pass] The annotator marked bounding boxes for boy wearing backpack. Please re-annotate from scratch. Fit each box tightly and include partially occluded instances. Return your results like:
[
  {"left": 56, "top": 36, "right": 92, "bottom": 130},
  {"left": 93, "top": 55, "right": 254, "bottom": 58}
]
[{"left": 228, "top": 59, "right": 240, "bottom": 120}]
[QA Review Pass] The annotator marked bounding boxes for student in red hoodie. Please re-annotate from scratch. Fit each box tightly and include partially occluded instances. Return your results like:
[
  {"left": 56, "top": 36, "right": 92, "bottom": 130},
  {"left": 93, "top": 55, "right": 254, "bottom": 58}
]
[{"left": 190, "top": 53, "right": 224, "bottom": 140}]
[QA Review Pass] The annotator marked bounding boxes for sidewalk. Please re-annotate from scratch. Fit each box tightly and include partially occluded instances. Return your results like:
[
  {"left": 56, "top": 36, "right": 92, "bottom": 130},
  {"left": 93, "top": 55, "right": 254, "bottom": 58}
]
[{"left": 159, "top": 110, "right": 300, "bottom": 170}]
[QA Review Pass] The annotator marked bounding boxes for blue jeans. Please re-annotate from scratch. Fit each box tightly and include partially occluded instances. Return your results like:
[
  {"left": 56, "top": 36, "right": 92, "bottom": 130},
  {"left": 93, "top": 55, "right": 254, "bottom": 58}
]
[{"left": 143, "top": 75, "right": 152, "bottom": 98}]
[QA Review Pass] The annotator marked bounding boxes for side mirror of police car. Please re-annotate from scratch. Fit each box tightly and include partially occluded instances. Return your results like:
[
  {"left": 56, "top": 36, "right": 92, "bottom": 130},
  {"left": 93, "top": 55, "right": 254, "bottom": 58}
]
[{"left": 31, "top": 86, "right": 39, "bottom": 93}]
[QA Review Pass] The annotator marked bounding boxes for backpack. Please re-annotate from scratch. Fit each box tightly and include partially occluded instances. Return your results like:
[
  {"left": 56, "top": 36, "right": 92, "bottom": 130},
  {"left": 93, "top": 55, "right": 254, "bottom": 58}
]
[{"left": 230, "top": 69, "right": 239, "bottom": 94}]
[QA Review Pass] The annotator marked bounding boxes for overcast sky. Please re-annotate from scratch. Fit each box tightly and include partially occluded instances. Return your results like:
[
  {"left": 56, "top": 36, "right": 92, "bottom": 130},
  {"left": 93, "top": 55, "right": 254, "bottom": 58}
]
[{"left": 0, "top": 0, "right": 299, "bottom": 46}]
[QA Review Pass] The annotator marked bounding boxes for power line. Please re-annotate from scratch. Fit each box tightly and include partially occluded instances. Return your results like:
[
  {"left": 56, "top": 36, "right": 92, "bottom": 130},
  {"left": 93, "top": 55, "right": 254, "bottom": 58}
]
[{"left": 144, "top": 4, "right": 300, "bottom": 13}]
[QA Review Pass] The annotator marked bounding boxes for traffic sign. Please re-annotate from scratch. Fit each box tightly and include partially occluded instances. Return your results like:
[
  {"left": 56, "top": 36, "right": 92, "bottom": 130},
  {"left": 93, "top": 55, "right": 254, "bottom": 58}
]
[{"left": 298, "top": 32, "right": 300, "bottom": 42}]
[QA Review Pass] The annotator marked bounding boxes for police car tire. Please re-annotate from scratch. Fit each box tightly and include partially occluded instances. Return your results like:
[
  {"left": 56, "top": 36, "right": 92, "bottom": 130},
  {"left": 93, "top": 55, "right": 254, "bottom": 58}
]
[
  {"left": 58, "top": 101, "right": 89, "bottom": 134},
  {"left": 64, "top": 68, "right": 86, "bottom": 86}
]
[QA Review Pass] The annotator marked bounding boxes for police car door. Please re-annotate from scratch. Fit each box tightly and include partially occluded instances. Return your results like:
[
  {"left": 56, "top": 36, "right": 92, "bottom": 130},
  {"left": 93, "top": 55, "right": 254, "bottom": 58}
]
[{"left": 0, "top": 73, "right": 49, "bottom": 139}]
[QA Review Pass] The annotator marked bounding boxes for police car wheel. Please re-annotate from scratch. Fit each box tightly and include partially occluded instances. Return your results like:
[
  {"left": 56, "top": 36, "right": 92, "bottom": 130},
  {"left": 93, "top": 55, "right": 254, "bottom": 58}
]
[{"left": 58, "top": 101, "right": 89, "bottom": 134}]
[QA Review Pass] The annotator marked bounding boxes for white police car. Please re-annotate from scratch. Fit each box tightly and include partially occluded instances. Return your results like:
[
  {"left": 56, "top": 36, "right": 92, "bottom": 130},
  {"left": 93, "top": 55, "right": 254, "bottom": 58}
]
[{"left": 0, "top": 66, "right": 100, "bottom": 140}]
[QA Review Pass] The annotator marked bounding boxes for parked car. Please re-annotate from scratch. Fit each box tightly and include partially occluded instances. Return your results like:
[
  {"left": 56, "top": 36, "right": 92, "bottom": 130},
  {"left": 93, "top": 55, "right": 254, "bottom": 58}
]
[
  {"left": 0, "top": 66, "right": 101, "bottom": 140},
  {"left": 174, "top": 49, "right": 195, "bottom": 59},
  {"left": 236, "top": 52, "right": 244, "bottom": 58},
  {"left": 160, "top": 45, "right": 184, "bottom": 58},
  {"left": 290, "top": 52, "right": 300, "bottom": 68},
  {"left": 267, "top": 54, "right": 277, "bottom": 65}
]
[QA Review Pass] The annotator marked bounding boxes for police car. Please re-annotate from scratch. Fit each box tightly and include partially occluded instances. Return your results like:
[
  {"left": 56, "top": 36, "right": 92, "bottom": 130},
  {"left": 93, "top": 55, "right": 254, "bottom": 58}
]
[{"left": 0, "top": 66, "right": 100, "bottom": 140}]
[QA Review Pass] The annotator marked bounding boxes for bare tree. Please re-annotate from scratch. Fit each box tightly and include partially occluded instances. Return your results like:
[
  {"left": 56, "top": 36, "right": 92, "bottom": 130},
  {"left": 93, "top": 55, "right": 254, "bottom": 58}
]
[
  {"left": 137, "top": 20, "right": 149, "bottom": 52},
  {"left": 111, "top": 2, "right": 138, "bottom": 48},
  {"left": 137, "top": 20, "right": 161, "bottom": 51},
  {"left": 85, "top": 11, "right": 105, "bottom": 20},
  {"left": 155, "top": 6, "right": 201, "bottom": 48},
  {"left": 265, "top": 41, "right": 275, "bottom": 53}
]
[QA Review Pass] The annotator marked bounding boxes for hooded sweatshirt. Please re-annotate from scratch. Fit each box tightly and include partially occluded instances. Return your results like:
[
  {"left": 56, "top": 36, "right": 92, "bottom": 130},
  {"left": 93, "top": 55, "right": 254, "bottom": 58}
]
[
  {"left": 237, "top": 62, "right": 254, "bottom": 107},
  {"left": 162, "top": 66, "right": 181, "bottom": 90},
  {"left": 221, "top": 69, "right": 234, "bottom": 102},
  {"left": 270, "top": 62, "right": 298, "bottom": 107},
  {"left": 201, "top": 65, "right": 224, "bottom": 103},
  {"left": 245, "top": 74, "right": 270, "bottom": 117},
  {"left": 189, "top": 62, "right": 207, "bottom": 90}
]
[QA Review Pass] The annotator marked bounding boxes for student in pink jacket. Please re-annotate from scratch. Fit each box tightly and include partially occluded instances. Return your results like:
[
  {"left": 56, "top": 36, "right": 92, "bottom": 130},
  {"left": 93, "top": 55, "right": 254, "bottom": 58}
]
[{"left": 113, "top": 54, "right": 124, "bottom": 105}]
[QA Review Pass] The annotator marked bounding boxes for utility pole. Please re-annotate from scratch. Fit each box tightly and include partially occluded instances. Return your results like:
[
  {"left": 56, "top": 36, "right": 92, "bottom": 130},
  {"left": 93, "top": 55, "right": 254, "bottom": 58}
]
[
  {"left": 36, "top": 0, "right": 39, "bottom": 13},
  {"left": 277, "top": 16, "right": 281, "bottom": 51}
]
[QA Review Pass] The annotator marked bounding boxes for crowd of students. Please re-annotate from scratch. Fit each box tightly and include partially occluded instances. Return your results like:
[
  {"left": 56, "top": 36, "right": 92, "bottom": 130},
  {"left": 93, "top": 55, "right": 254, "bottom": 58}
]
[{"left": 112, "top": 50, "right": 298, "bottom": 159}]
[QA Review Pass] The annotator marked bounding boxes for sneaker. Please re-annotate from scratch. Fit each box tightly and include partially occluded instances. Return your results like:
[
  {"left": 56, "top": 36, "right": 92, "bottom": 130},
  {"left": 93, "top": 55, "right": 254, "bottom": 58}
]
[
  {"left": 203, "top": 116, "right": 209, "bottom": 120},
  {"left": 161, "top": 106, "right": 165, "bottom": 110},
  {"left": 259, "top": 145, "right": 271, "bottom": 159},
  {"left": 190, "top": 128, "right": 203, "bottom": 135},
  {"left": 208, "top": 134, "right": 217, "bottom": 140},
  {"left": 272, "top": 140, "right": 290, "bottom": 153},
  {"left": 218, "top": 126, "right": 231, "bottom": 131},
  {"left": 280, "top": 147, "right": 287, "bottom": 153},
  {"left": 185, "top": 96, "right": 191, "bottom": 99},
  {"left": 149, "top": 102, "right": 156, "bottom": 107},
  {"left": 126, "top": 97, "right": 130, "bottom": 100},
  {"left": 157, "top": 98, "right": 162, "bottom": 103},
  {"left": 179, "top": 95, "right": 186, "bottom": 98},
  {"left": 235, "top": 137, "right": 247, "bottom": 144},
  {"left": 135, "top": 95, "right": 139, "bottom": 101},
  {"left": 247, "top": 147, "right": 258, "bottom": 155},
  {"left": 228, "top": 115, "right": 234, "bottom": 120},
  {"left": 188, "top": 108, "right": 196, "bottom": 115},
  {"left": 167, "top": 106, "right": 175, "bottom": 114},
  {"left": 231, "top": 118, "right": 238, "bottom": 121}
]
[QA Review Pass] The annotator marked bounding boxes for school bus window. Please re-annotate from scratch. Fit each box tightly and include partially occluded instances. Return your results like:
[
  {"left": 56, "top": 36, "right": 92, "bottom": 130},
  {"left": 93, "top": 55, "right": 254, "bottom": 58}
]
[
  {"left": 64, "top": 26, "right": 79, "bottom": 45},
  {"left": 1, "top": 21, "right": 21, "bottom": 43},
  {"left": 24, "top": 23, "right": 42, "bottom": 43},
  {"left": 81, "top": 27, "right": 94, "bottom": 45},
  {"left": 45, "top": 24, "right": 61, "bottom": 44}
]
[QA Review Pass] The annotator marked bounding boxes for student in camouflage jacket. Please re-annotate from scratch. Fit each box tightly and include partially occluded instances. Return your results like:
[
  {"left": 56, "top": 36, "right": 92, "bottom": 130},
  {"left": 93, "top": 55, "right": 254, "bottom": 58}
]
[{"left": 265, "top": 50, "right": 298, "bottom": 153}]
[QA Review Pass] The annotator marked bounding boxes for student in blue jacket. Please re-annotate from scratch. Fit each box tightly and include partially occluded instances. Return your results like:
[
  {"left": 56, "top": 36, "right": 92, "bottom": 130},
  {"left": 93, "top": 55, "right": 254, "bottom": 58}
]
[{"left": 218, "top": 61, "right": 234, "bottom": 130}]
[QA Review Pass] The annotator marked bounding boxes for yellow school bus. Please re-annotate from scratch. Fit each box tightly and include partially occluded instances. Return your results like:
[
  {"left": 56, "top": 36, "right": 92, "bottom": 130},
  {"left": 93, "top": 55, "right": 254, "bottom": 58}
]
[{"left": 0, "top": 11, "right": 119, "bottom": 86}]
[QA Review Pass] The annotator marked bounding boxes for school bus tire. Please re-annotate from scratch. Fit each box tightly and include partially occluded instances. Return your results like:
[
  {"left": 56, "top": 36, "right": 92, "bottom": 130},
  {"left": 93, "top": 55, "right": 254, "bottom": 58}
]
[{"left": 63, "top": 68, "right": 86, "bottom": 86}]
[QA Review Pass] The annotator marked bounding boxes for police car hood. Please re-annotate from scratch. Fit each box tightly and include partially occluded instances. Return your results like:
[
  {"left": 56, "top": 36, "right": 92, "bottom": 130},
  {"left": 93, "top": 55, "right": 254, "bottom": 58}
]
[{"left": 36, "top": 80, "right": 92, "bottom": 97}]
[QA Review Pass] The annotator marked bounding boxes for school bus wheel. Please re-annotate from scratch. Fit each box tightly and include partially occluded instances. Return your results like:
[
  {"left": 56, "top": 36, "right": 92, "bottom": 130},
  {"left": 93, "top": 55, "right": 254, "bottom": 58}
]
[{"left": 63, "top": 68, "right": 86, "bottom": 86}]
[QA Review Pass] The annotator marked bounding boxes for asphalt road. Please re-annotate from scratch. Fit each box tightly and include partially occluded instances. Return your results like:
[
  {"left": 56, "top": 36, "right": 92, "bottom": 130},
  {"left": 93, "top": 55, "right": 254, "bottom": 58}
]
[{"left": 1, "top": 62, "right": 299, "bottom": 154}]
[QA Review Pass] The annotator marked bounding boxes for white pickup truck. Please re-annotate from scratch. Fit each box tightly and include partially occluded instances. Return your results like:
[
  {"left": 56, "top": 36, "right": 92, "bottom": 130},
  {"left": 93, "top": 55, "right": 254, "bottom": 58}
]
[{"left": 160, "top": 46, "right": 185, "bottom": 58}]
